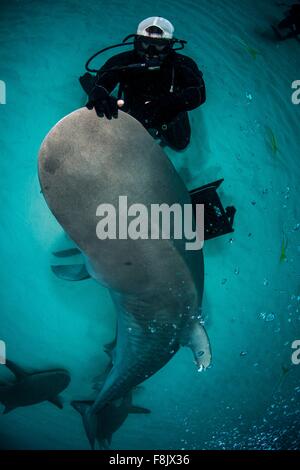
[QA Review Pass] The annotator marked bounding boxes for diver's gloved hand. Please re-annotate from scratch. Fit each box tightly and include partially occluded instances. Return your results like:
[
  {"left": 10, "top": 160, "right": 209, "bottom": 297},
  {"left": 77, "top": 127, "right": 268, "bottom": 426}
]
[{"left": 86, "top": 85, "right": 118, "bottom": 119}]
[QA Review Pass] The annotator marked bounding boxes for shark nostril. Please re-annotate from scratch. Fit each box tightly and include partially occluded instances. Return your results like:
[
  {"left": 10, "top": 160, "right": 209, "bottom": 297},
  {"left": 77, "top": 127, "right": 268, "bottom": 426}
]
[
  {"left": 196, "top": 350, "right": 205, "bottom": 357},
  {"left": 124, "top": 261, "right": 132, "bottom": 266}
]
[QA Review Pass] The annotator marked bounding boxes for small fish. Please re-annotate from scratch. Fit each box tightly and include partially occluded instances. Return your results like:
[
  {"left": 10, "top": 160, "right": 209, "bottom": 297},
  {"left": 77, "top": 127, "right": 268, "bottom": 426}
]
[
  {"left": 234, "top": 36, "right": 261, "bottom": 60},
  {"left": 265, "top": 127, "right": 279, "bottom": 156},
  {"left": 280, "top": 236, "right": 288, "bottom": 263}
]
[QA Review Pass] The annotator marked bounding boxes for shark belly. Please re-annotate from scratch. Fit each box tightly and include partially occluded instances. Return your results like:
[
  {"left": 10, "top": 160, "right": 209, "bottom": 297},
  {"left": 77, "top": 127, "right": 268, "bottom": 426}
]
[{"left": 38, "top": 108, "right": 207, "bottom": 445}]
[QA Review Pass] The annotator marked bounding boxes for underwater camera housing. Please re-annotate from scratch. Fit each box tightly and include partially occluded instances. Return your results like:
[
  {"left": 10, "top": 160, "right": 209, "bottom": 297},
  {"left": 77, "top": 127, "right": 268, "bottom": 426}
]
[{"left": 190, "top": 179, "right": 236, "bottom": 241}]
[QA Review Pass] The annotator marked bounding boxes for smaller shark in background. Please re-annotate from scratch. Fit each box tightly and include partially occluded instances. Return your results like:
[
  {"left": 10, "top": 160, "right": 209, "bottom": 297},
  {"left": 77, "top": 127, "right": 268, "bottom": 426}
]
[
  {"left": 72, "top": 390, "right": 150, "bottom": 450},
  {"left": 0, "top": 360, "right": 70, "bottom": 414}
]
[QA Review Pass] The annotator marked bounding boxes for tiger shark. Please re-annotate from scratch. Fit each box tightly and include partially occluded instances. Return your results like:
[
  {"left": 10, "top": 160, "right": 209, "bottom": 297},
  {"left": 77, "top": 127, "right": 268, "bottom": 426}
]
[{"left": 38, "top": 108, "right": 211, "bottom": 448}]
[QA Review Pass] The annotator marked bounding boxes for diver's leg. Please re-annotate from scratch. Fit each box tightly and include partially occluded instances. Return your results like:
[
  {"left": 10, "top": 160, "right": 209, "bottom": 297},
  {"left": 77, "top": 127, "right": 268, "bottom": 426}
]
[
  {"left": 159, "top": 111, "right": 191, "bottom": 151},
  {"left": 275, "top": 27, "right": 299, "bottom": 40},
  {"left": 277, "top": 18, "right": 291, "bottom": 30},
  {"left": 273, "top": 17, "right": 297, "bottom": 40}
]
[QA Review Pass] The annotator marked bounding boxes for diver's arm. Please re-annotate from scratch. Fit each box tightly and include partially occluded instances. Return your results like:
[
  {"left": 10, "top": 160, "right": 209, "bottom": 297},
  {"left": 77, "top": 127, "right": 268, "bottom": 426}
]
[
  {"left": 95, "top": 60, "right": 121, "bottom": 93},
  {"left": 85, "top": 55, "right": 126, "bottom": 119},
  {"left": 150, "top": 62, "right": 205, "bottom": 125},
  {"left": 95, "top": 51, "right": 135, "bottom": 92},
  {"left": 176, "top": 58, "right": 206, "bottom": 110}
]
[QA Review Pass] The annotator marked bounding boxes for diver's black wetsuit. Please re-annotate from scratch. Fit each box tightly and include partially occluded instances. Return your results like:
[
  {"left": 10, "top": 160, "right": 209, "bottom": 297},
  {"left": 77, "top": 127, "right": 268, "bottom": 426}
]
[
  {"left": 82, "top": 49, "right": 206, "bottom": 150},
  {"left": 277, "top": 4, "right": 300, "bottom": 38}
]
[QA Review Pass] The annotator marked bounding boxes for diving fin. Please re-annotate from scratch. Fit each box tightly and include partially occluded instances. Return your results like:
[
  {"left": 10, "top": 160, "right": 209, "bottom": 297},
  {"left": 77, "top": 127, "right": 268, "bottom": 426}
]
[
  {"left": 5, "top": 360, "right": 27, "bottom": 380},
  {"left": 52, "top": 248, "right": 81, "bottom": 258},
  {"left": 51, "top": 264, "right": 91, "bottom": 281},
  {"left": 129, "top": 405, "right": 151, "bottom": 414},
  {"left": 189, "top": 179, "right": 236, "bottom": 241},
  {"left": 71, "top": 400, "right": 97, "bottom": 450},
  {"left": 48, "top": 395, "right": 63, "bottom": 409}
]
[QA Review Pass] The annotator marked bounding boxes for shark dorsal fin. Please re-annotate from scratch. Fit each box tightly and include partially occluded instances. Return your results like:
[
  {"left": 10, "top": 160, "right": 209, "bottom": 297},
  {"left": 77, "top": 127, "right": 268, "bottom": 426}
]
[{"left": 5, "top": 360, "right": 27, "bottom": 380}]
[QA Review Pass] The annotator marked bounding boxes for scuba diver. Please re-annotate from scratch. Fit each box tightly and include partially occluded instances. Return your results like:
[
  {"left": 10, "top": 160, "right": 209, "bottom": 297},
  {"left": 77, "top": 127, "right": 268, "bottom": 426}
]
[
  {"left": 272, "top": 3, "right": 300, "bottom": 40},
  {"left": 80, "top": 17, "right": 206, "bottom": 151}
]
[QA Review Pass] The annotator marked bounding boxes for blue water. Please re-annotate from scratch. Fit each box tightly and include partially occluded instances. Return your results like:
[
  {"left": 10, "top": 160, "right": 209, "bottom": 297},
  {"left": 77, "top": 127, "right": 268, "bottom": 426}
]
[{"left": 0, "top": 0, "right": 300, "bottom": 450}]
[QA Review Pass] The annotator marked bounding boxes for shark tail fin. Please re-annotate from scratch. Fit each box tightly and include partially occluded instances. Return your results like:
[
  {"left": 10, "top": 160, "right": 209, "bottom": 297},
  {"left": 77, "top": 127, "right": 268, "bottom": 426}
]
[
  {"left": 71, "top": 400, "right": 97, "bottom": 450},
  {"left": 98, "top": 438, "right": 111, "bottom": 450}
]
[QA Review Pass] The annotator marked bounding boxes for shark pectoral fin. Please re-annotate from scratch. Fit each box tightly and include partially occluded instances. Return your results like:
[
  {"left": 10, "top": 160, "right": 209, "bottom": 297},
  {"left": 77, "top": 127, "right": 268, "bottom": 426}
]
[
  {"left": 188, "top": 323, "right": 212, "bottom": 371},
  {"left": 48, "top": 395, "right": 63, "bottom": 409},
  {"left": 51, "top": 264, "right": 91, "bottom": 281},
  {"left": 3, "top": 405, "right": 15, "bottom": 414},
  {"left": 52, "top": 248, "right": 81, "bottom": 258},
  {"left": 4, "top": 360, "right": 27, "bottom": 379},
  {"left": 129, "top": 405, "right": 151, "bottom": 414},
  {"left": 71, "top": 400, "right": 97, "bottom": 450}
]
